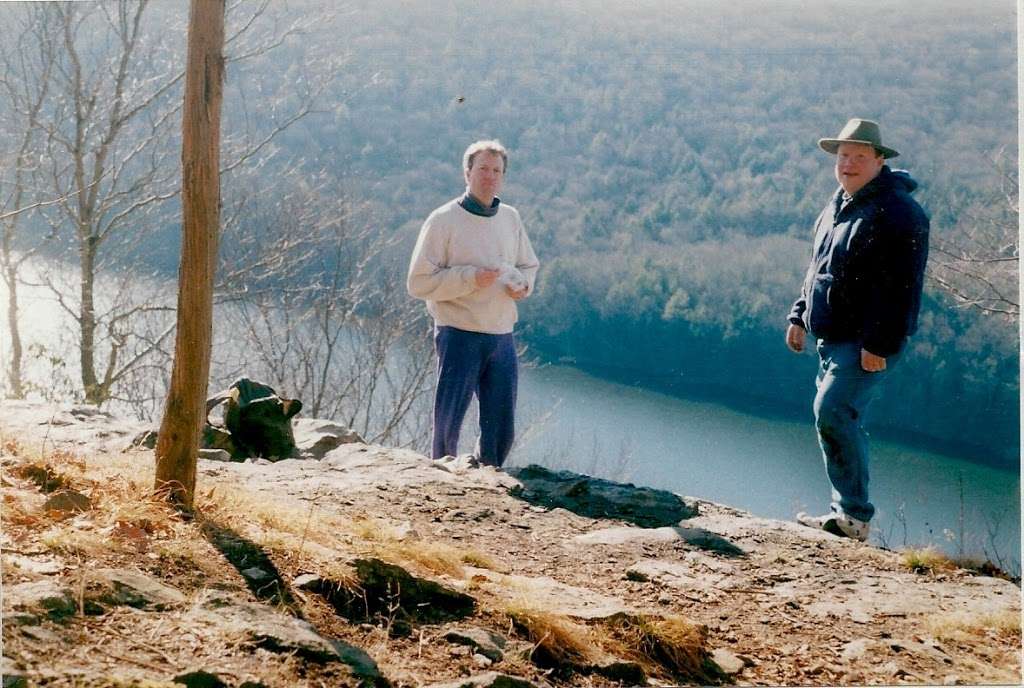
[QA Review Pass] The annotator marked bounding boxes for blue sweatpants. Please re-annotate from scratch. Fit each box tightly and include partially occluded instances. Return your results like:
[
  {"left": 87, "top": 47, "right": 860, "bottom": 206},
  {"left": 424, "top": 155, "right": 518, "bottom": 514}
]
[{"left": 432, "top": 326, "right": 518, "bottom": 467}]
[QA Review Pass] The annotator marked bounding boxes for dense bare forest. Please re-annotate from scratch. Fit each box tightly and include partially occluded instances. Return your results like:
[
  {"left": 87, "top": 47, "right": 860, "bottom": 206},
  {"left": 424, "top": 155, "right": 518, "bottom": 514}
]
[{"left": 1, "top": 0, "right": 1017, "bottom": 466}]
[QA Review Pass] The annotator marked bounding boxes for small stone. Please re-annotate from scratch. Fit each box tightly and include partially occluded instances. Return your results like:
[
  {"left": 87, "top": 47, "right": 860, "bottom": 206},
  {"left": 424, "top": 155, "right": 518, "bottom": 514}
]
[
  {"left": 657, "top": 593, "right": 672, "bottom": 605},
  {"left": 21, "top": 626, "right": 62, "bottom": 643},
  {"left": 625, "top": 567, "right": 650, "bottom": 582},
  {"left": 42, "top": 488, "right": 91, "bottom": 515},
  {"left": 173, "top": 671, "right": 228, "bottom": 688},
  {"left": 241, "top": 567, "right": 272, "bottom": 582},
  {"left": 849, "top": 609, "right": 871, "bottom": 624},
  {"left": 711, "top": 648, "right": 745, "bottom": 675},
  {"left": 444, "top": 627, "right": 506, "bottom": 661},
  {"left": 840, "top": 638, "right": 873, "bottom": 661},
  {"left": 472, "top": 653, "right": 493, "bottom": 668},
  {"left": 329, "top": 639, "right": 387, "bottom": 685},
  {"left": 293, "top": 573, "right": 321, "bottom": 590},
  {"left": 943, "top": 675, "right": 963, "bottom": 686},
  {"left": 198, "top": 449, "right": 232, "bottom": 462},
  {"left": 593, "top": 659, "right": 646, "bottom": 683}
]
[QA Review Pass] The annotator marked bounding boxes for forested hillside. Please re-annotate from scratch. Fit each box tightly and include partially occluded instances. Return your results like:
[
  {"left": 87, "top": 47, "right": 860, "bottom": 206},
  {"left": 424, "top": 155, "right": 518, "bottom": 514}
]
[
  {"left": 2, "top": 0, "right": 1017, "bottom": 466},
  {"left": 269, "top": 0, "right": 1020, "bottom": 465}
]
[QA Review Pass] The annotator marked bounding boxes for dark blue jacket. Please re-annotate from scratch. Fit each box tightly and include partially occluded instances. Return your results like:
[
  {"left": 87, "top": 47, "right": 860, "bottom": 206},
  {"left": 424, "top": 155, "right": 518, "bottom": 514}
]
[{"left": 788, "top": 166, "right": 930, "bottom": 358}]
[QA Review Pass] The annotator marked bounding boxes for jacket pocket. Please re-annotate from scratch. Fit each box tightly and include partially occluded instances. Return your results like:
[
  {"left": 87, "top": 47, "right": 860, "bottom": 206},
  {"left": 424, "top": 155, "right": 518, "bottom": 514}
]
[{"left": 806, "top": 273, "right": 835, "bottom": 334}]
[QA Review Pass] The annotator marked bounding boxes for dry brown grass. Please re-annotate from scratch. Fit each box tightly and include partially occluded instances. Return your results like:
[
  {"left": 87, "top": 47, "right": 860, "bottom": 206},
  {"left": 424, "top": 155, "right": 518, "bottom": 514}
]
[
  {"left": 460, "top": 548, "right": 506, "bottom": 572},
  {"left": 503, "top": 603, "right": 599, "bottom": 666},
  {"left": 607, "top": 613, "right": 714, "bottom": 681},
  {"left": 926, "top": 609, "right": 1021, "bottom": 641},
  {"left": 348, "top": 515, "right": 511, "bottom": 579},
  {"left": 900, "top": 546, "right": 957, "bottom": 574}
]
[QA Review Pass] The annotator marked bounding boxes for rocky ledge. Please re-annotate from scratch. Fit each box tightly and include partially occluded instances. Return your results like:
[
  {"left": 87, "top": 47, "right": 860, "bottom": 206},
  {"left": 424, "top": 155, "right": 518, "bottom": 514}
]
[{"left": 1, "top": 399, "right": 1020, "bottom": 687}]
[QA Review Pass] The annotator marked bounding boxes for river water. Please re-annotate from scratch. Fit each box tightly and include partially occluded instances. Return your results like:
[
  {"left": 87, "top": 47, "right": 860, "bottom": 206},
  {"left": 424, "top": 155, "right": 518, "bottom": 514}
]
[
  {"left": 2, "top": 266, "right": 1019, "bottom": 571},
  {"left": 510, "top": 363, "right": 1020, "bottom": 571}
]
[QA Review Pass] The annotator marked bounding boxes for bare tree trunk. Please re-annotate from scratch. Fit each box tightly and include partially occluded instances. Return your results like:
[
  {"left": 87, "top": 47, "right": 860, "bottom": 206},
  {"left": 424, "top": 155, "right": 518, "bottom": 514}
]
[
  {"left": 79, "top": 239, "right": 100, "bottom": 403},
  {"left": 154, "top": 0, "right": 225, "bottom": 509},
  {"left": 4, "top": 265, "right": 24, "bottom": 399}
]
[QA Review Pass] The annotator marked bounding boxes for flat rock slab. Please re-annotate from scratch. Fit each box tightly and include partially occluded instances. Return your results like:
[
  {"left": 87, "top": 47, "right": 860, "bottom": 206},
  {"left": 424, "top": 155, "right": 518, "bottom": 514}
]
[
  {"left": 3, "top": 553, "right": 64, "bottom": 576},
  {"left": 0, "top": 400, "right": 148, "bottom": 454},
  {"left": 194, "top": 593, "right": 341, "bottom": 663},
  {"left": 4, "top": 580, "right": 77, "bottom": 619},
  {"left": 574, "top": 524, "right": 744, "bottom": 556},
  {"left": 626, "top": 559, "right": 730, "bottom": 595},
  {"left": 90, "top": 568, "right": 186, "bottom": 610},
  {"left": 424, "top": 672, "right": 544, "bottom": 688},
  {"left": 780, "top": 573, "right": 1020, "bottom": 622},
  {"left": 507, "top": 464, "right": 697, "bottom": 527},
  {"left": 573, "top": 526, "right": 684, "bottom": 546},
  {"left": 469, "top": 569, "right": 634, "bottom": 620}
]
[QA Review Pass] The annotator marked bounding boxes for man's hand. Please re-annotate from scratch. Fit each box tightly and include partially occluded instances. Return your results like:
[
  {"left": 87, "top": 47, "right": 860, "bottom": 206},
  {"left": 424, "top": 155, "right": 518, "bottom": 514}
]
[
  {"left": 474, "top": 267, "right": 500, "bottom": 289},
  {"left": 785, "top": 323, "right": 806, "bottom": 353},
  {"left": 861, "top": 349, "right": 886, "bottom": 372},
  {"left": 505, "top": 285, "right": 528, "bottom": 301}
]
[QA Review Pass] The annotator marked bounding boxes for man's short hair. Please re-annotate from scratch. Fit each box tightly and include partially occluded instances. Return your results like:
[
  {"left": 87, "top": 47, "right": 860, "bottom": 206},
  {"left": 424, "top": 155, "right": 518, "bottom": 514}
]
[{"left": 463, "top": 140, "right": 508, "bottom": 173}]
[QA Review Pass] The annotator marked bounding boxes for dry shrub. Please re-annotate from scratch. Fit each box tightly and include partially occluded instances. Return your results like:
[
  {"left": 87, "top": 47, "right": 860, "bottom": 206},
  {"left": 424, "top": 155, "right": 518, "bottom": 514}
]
[
  {"left": 13, "top": 462, "right": 70, "bottom": 493},
  {"left": 460, "top": 548, "right": 506, "bottom": 572},
  {"left": 901, "top": 547, "right": 957, "bottom": 574},
  {"left": 377, "top": 540, "right": 466, "bottom": 578},
  {"left": 608, "top": 613, "right": 715, "bottom": 682},
  {"left": 504, "top": 604, "right": 598, "bottom": 666},
  {"left": 926, "top": 610, "right": 1021, "bottom": 641},
  {"left": 2, "top": 491, "right": 44, "bottom": 527},
  {"left": 2, "top": 438, "right": 24, "bottom": 456},
  {"left": 40, "top": 524, "right": 113, "bottom": 558}
]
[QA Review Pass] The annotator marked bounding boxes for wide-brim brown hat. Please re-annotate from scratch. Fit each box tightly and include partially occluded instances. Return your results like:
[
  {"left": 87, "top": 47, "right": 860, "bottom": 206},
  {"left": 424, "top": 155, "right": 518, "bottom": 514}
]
[{"left": 818, "top": 118, "right": 899, "bottom": 159}]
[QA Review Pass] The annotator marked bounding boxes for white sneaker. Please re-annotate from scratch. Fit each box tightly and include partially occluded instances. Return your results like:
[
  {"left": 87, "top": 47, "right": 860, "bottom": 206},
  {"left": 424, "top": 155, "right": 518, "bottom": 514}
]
[{"left": 796, "top": 511, "right": 870, "bottom": 542}]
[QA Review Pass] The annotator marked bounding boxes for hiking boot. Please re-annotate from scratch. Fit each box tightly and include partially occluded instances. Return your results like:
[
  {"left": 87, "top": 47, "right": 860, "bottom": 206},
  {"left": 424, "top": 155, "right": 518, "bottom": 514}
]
[{"left": 796, "top": 511, "right": 870, "bottom": 542}]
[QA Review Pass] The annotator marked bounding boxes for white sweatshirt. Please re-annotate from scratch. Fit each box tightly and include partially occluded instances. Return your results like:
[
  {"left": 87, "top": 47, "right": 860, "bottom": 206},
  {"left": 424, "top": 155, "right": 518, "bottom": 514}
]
[{"left": 407, "top": 198, "right": 540, "bottom": 335}]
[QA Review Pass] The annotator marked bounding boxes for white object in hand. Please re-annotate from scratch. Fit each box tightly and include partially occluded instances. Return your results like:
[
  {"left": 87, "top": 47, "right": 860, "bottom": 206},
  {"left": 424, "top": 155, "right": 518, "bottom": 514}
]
[{"left": 498, "top": 264, "right": 527, "bottom": 292}]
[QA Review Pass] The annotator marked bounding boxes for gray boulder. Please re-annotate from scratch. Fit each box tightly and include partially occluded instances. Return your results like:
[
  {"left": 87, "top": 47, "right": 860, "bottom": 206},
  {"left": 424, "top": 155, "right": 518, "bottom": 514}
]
[{"left": 292, "top": 420, "right": 364, "bottom": 459}]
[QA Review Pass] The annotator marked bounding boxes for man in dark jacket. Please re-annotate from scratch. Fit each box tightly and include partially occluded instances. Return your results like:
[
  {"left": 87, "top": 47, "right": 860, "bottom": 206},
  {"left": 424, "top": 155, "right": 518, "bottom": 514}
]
[{"left": 786, "top": 118, "right": 929, "bottom": 541}]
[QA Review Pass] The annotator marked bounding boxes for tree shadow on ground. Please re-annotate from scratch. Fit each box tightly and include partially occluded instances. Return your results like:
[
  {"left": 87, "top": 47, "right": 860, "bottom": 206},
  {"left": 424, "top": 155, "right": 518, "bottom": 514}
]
[{"left": 199, "top": 519, "right": 302, "bottom": 613}]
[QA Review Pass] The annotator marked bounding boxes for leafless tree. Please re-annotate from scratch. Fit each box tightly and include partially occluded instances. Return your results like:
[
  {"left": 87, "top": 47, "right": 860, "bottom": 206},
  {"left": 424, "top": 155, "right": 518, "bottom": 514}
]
[
  {"left": 28, "top": 0, "right": 184, "bottom": 404},
  {"left": 0, "top": 6, "right": 59, "bottom": 399},
  {"left": 155, "top": 0, "right": 225, "bottom": 509},
  {"left": 212, "top": 174, "right": 435, "bottom": 449},
  {"left": 3, "top": 0, "right": 326, "bottom": 408},
  {"left": 928, "top": 149, "right": 1019, "bottom": 320}
]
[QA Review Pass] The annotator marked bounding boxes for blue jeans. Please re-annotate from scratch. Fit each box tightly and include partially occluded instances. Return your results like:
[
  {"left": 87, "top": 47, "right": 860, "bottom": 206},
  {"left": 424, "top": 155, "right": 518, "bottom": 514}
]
[
  {"left": 432, "top": 326, "right": 518, "bottom": 467},
  {"left": 813, "top": 340, "right": 891, "bottom": 522}
]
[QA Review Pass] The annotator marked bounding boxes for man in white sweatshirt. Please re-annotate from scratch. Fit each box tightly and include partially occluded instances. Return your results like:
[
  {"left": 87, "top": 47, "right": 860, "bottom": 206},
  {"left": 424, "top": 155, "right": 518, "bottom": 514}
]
[{"left": 407, "top": 140, "right": 540, "bottom": 467}]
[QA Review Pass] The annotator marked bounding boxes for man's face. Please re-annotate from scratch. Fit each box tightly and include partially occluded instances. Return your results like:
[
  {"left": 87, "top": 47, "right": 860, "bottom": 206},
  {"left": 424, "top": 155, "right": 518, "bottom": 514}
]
[
  {"left": 465, "top": 150, "right": 505, "bottom": 203},
  {"left": 834, "top": 142, "right": 884, "bottom": 195}
]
